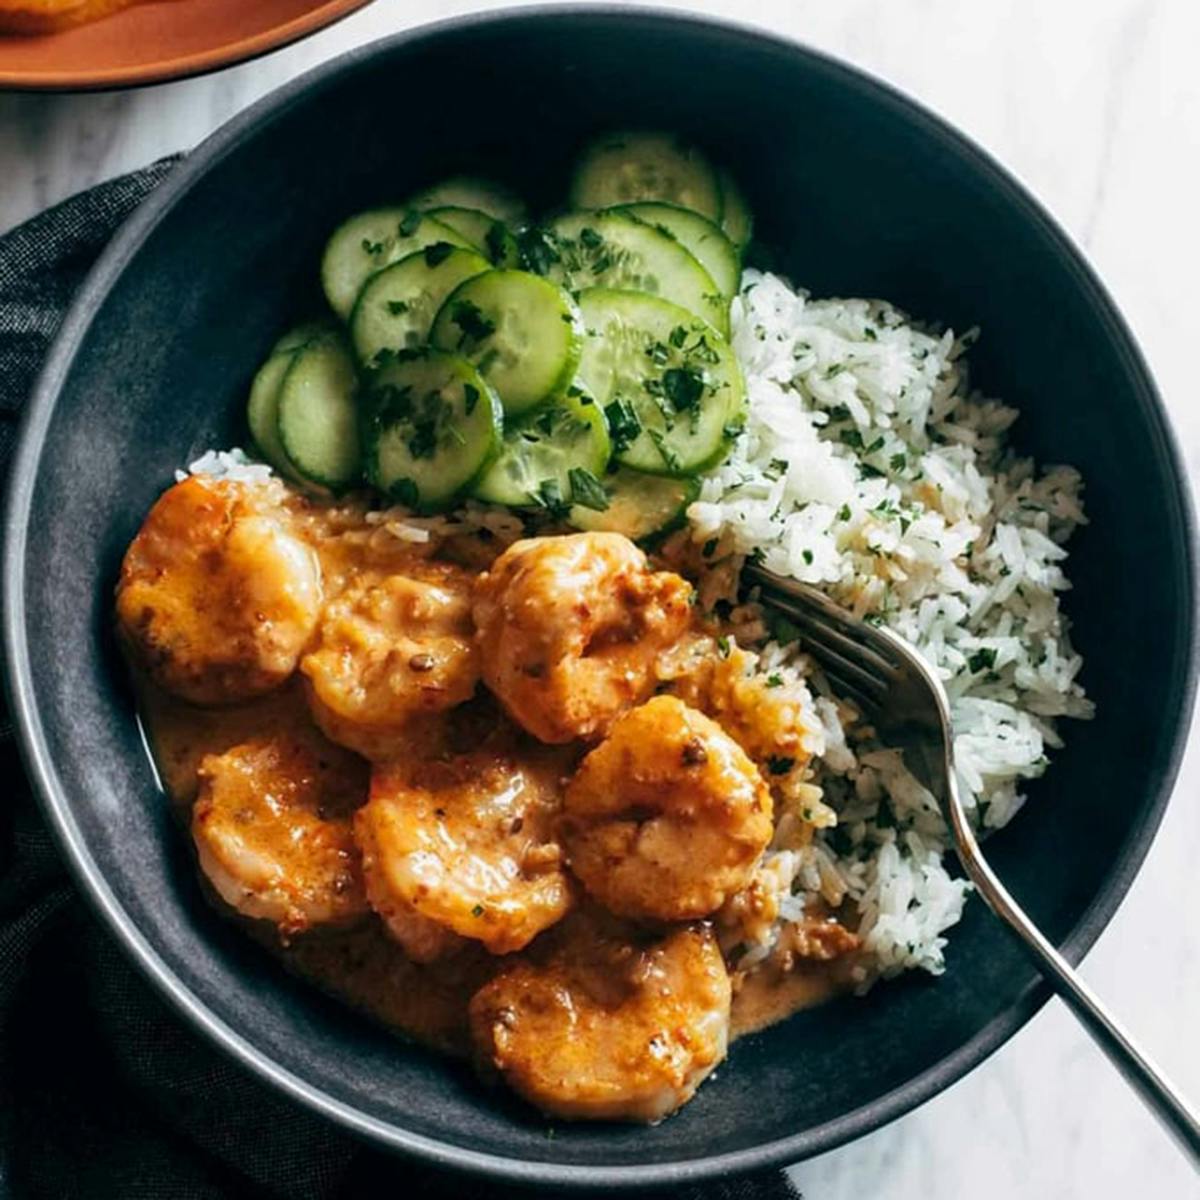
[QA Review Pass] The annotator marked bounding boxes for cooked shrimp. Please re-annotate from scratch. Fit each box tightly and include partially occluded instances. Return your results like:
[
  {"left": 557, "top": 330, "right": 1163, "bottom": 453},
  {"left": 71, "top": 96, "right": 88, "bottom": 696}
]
[
  {"left": 301, "top": 559, "right": 479, "bottom": 760},
  {"left": 354, "top": 729, "right": 574, "bottom": 961},
  {"left": 192, "top": 734, "right": 369, "bottom": 935},
  {"left": 116, "top": 476, "right": 322, "bottom": 706},
  {"left": 473, "top": 533, "right": 693, "bottom": 744},
  {"left": 561, "top": 695, "right": 773, "bottom": 921},
  {"left": 469, "top": 911, "right": 730, "bottom": 1122}
]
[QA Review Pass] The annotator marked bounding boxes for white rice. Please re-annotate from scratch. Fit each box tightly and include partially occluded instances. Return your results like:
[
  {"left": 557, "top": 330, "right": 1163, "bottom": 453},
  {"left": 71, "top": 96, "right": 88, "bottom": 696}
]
[{"left": 691, "top": 270, "right": 1092, "bottom": 978}]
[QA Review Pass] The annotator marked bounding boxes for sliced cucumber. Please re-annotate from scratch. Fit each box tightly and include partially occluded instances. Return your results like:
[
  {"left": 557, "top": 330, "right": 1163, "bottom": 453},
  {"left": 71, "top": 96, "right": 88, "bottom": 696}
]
[
  {"left": 427, "top": 206, "right": 520, "bottom": 267},
  {"left": 430, "top": 270, "right": 582, "bottom": 416},
  {"left": 718, "top": 168, "right": 753, "bottom": 249},
  {"left": 569, "top": 132, "right": 723, "bottom": 222},
  {"left": 361, "top": 350, "right": 502, "bottom": 511},
  {"left": 247, "top": 352, "right": 301, "bottom": 477},
  {"left": 405, "top": 177, "right": 527, "bottom": 225},
  {"left": 569, "top": 468, "right": 700, "bottom": 541},
  {"left": 271, "top": 320, "right": 335, "bottom": 357},
  {"left": 472, "top": 389, "right": 611, "bottom": 507},
  {"left": 277, "top": 335, "right": 362, "bottom": 490},
  {"left": 350, "top": 246, "right": 490, "bottom": 369},
  {"left": 543, "top": 211, "right": 727, "bottom": 334},
  {"left": 320, "top": 209, "right": 472, "bottom": 320},
  {"left": 614, "top": 202, "right": 740, "bottom": 298},
  {"left": 576, "top": 288, "right": 745, "bottom": 477}
]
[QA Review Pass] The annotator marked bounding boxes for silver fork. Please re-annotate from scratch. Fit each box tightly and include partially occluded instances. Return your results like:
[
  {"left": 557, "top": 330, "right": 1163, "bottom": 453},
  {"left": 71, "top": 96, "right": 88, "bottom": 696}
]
[{"left": 746, "top": 564, "right": 1200, "bottom": 1165}]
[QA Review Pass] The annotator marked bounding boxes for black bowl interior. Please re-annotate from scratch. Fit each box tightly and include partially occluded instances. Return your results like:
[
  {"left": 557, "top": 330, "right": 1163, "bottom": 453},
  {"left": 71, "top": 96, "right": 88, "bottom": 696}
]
[{"left": 4, "top": 9, "right": 1195, "bottom": 1190}]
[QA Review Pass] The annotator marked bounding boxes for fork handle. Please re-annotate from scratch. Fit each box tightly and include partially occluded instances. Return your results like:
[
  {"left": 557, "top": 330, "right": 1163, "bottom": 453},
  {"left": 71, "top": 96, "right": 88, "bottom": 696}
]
[{"left": 955, "top": 829, "right": 1200, "bottom": 1164}]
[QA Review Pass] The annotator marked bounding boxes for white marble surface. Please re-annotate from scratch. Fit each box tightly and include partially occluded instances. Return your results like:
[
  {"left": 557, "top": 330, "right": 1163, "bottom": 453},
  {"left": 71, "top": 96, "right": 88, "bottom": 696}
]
[{"left": 2, "top": 1, "right": 1198, "bottom": 1195}]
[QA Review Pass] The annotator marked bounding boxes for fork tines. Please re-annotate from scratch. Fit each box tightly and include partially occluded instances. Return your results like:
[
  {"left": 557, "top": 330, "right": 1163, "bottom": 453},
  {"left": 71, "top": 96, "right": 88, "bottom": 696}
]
[{"left": 744, "top": 566, "right": 897, "bottom": 713}]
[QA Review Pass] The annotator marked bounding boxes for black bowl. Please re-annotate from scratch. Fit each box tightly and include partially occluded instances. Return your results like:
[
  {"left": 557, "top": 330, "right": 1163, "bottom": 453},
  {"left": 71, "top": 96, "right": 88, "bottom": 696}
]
[{"left": 3, "top": 7, "right": 1196, "bottom": 1190}]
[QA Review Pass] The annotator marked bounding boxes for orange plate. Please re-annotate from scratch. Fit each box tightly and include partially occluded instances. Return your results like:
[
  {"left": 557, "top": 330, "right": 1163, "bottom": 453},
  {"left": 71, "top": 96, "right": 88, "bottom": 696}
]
[{"left": 0, "top": 0, "right": 374, "bottom": 90}]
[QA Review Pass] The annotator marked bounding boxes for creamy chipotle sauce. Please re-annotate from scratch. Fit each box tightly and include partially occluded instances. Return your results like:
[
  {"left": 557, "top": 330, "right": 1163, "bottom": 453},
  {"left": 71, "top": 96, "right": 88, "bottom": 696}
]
[{"left": 140, "top": 677, "right": 853, "bottom": 1056}]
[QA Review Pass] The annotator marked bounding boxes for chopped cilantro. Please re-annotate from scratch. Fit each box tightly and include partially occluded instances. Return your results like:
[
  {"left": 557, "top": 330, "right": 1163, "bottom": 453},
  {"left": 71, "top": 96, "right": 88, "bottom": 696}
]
[
  {"left": 517, "top": 227, "right": 560, "bottom": 275},
  {"left": 361, "top": 237, "right": 385, "bottom": 255},
  {"left": 837, "top": 503, "right": 852, "bottom": 521},
  {"left": 386, "top": 299, "right": 410, "bottom": 315},
  {"left": 484, "top": 221, "right": 508, "bottom": 265},
  {"left": 766, "top": 673, "right": 784, "bottom": 688},
  {"left": 579, "top": 226, "right": 603, "bottom": 250},
  {"left": 604, "top": 397, "right": 641, "bottom": 453},
  {"left": 967, "top": 647, "right": 998, "bottom": 673},
  {"left": 451, "top": 298, "right": 496, "bottom": 342},
  {"left": 423, "top": 241, "right": 455, "bottom": 267},
  {"left": 568, "top": 467, "right": 609, "bottom": 512},
  {"left": 669, "top": 324, "right": 688, "bottom": 348},
  {"left": 802, "top": 549, "right": 814, "bottom": 564},
  {"left": 663, "top": 366, "right": 705, "bottom": 413},
  {"left": 647, "top": 427, "right": 681, "bottom": 471},
  {"left": 398, "top": 210, "right": 422, "bottom": 237},
  {"left": 716, "top": 635, "right": 731, "bottom": 658},
  {"left": 530, "top": 477, "right": 570, "bottom": 520}
]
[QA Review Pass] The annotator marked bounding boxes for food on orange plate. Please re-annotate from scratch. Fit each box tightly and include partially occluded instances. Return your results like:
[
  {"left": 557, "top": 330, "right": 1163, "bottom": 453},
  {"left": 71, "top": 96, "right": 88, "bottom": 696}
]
[
  {"left": 0, "top": 0, "right": 152, "bottom": 35},
  {"left": 118, "top": 127, "right": 1091, "bottom": 1124}
]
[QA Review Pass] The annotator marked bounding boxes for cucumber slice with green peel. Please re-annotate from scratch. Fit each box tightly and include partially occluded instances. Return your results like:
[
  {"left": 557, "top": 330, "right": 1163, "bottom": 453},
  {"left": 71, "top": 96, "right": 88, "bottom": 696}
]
[
  {"left": 247, "top": 352, "right": 302, "bottom": 478},
  {"left": 427, "top": 206, "right": 520, "bottom": 267},
  {"left": 575, "top": 288, "right": 745, "bottom": 477},
  {"left": 569, "top": 468, "right": 700, "bottom": 542},
  {"left": 569, "top": 132, "right": 723, "bottom": 222},
  {"left": 271, "top": 320, "right": 336, "bottom": 357},
  {"left": 405, "top": 177, "right": 527, "bottom": 224},
  {"left": 361, "top": 350, "right": 503, "bottom": 511},
  {"left": 613, "top": 202, "right": 740, "bottom": 298},
  {"left": 717, "top": 168, "right": 753, "bottom": 249},
  {"left": 350, "top": 246, "right": 490, "bottom": 369},
  {"left": 430, "top": 270, "right": 583, "bottom": 416},
  {"left": 543, "top": 211, "right": 727, "bottom": 334},
  {"left": 472, "top": 390, "right": 611, "bottom": 507},
  {"left": 276, "top": 336, "right": 362, "bottom": 490},
  {"left": 320, "top": 209, "right": 473, "bottom": 320}
]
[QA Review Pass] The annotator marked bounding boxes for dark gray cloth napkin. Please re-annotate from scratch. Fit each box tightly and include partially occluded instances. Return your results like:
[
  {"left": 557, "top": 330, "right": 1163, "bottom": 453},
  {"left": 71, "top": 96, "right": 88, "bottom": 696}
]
[{"left": 0, "top": 163, "right": 802, "bottom": 1200}]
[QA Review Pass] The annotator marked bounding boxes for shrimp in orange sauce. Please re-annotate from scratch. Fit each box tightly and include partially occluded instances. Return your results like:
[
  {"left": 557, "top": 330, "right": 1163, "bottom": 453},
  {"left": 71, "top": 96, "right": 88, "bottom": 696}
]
[
  {"left": 561, "top": 695, "right": 773, "bottom": 922},
  {"left": 300, "top": 558, "right": 479, "bottom": 760},
  {"left": 192, "top": 733, "right": 369, "bottom": 936},
  {"left": 116, "top": 476, "right": 322, "bottom": 706},
  {"left": 473, "top": 532, "right": 693, "bottom": 744},
  {"left": 354, "top": 720, "right": 574, "bottom": 960},
  {"left": 469, "top": 910, "right": 730, "bottom": 1122}
]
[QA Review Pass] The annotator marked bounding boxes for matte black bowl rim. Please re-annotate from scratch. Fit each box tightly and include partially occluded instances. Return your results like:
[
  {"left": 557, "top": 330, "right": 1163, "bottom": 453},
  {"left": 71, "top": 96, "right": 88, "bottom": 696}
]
[{"left": 3, "top": 5, "right": 1197, "bottom": 1190}]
